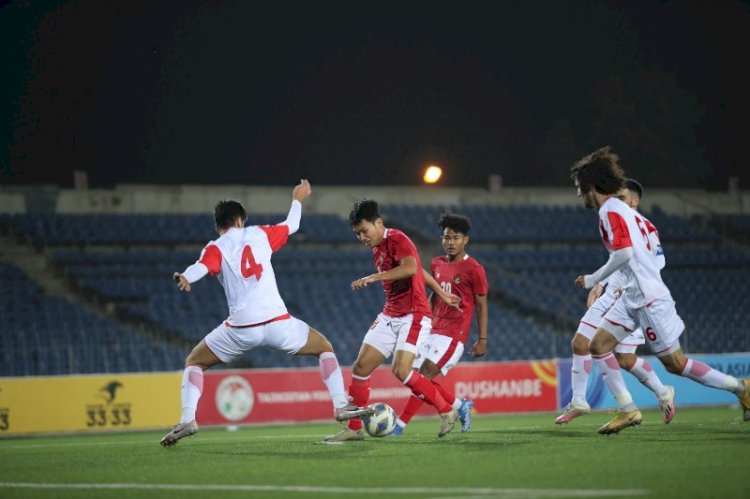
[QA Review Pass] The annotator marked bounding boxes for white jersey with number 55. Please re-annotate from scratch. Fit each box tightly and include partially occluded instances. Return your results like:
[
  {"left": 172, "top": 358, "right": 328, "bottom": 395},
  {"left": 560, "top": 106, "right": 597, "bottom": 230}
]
[{"left": 597, "top": 197, "right": 669, "bottom": 308}]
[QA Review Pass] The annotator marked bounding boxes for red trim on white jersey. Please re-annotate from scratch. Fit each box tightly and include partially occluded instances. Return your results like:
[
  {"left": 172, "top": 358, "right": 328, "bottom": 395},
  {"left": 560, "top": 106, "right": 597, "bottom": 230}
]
[
  {"left": 606, "top": 211, "right": 632, "bottom": 250},
  {"left": 199, "top": 245, "right": 223, "bottom": 276},
  {"left": 260, "top": 225, "right": 290, "bottom": 252},
  {"left": 225, "top": 313, "right": 291, "bottom": 329}
]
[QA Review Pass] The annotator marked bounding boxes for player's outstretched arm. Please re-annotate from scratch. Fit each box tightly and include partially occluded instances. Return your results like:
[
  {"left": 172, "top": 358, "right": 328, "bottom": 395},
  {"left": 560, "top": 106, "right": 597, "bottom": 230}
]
[{"left": 351, "top": 257, "right": 418, "bottom": 290}]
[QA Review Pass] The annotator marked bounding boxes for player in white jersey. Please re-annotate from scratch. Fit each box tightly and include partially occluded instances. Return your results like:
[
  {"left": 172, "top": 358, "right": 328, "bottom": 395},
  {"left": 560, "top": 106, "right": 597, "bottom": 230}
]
[
  {"left": 555, "top": 179, "right": 675, "bottom": 426},
  {"left": 570, "top": 147, "right": 750, "bottom": 434},
  {"left": 160, "top": 180, "right": 373, "bottom": 446}
]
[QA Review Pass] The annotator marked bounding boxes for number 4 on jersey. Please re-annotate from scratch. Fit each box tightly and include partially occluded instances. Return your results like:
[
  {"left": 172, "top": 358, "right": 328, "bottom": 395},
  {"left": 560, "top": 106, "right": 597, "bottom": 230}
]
[{"left": 241, "top": 245, "right": 263, "bottom": 280}]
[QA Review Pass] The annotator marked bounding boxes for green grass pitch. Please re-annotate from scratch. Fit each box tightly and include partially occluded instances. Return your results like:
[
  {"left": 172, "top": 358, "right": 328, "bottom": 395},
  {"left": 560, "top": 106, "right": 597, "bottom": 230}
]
[{"left": 1, "top": 406, "right": 747, "bottom": 498}]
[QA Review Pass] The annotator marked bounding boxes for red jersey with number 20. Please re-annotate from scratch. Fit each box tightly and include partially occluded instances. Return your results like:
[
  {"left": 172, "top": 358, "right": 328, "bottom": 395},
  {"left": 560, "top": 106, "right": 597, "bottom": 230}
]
[
  {"left": 373, "top": 228, "right": 431, "bottom": 317},
  {"left": 196, "top": 224, "right": 290, "bottom": 326},
  {"left": 430, "top": 254, "right": 488, "bottom": 343}
]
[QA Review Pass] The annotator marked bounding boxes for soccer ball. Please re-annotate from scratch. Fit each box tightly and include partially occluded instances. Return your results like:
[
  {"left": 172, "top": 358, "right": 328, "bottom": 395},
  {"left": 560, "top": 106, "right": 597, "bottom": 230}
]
[{"left": 362, "top": 402, "right": 397, "bottom": 437}]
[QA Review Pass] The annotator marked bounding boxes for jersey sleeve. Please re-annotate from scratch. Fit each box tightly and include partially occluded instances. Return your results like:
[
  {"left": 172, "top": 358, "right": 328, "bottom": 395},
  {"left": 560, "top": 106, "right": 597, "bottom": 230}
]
[
  {"left": 604, "top": 210, "right": 632, "bottom": 250},
  {"left": 199, "top": 244, "right": 223, "bottom": 276},
  {"left": 260, "top": 225, "right": 290, "bottom": 252},
  {"left": 391, "top": 231, "right": 417, "bottom": 262},
  {"left": 472, "top": 263, "right": 489, "bottom": 295}
]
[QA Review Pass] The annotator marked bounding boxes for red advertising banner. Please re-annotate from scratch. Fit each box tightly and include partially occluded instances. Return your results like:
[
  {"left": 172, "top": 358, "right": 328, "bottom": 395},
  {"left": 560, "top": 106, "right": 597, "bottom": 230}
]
[{"left": 197, "top": 360, "right": 558, "bottom": 426}]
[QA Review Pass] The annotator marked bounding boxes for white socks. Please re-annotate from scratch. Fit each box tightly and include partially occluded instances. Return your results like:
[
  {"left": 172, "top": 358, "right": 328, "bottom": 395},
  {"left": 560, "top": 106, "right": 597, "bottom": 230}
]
[
  {"left": 180, "top": 365, "right": 203, "bottom": 423},
  {"left": 319, "top": 351, "right": 349, "bottom": 409},
  {"left": 571, "top": 354, "right": 592, "bottom": 405},
  {"left": 594, "top": 352, "right": 636, "bottom": 412}
]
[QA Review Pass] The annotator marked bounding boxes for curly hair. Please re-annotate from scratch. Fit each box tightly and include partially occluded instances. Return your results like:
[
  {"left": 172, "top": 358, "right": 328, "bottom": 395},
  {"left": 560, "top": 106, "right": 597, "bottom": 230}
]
[
  {"left": 438, "top": 212, "right": 471, "bottom": 235},
  {"left": 570, "top": 146, "right": 626, "bottom": 195}
]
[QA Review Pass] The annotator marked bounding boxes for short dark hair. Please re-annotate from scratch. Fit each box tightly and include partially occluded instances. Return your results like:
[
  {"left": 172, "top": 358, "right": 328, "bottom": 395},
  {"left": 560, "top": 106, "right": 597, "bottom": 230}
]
[
  {"left": 570, "top": 146, "right": 626, "bottom": 196},
  {"left": 349, "top": 199, "right": 380, "bottom": 225},
  {"left": 214, "top": 200, "right": 247, "bottom": 229},
  {"left": 438, "top": 212, "right": 471, "bottom": 235},
  {"left": 625, "top": 178, "right": 643, "bottom": 199}
]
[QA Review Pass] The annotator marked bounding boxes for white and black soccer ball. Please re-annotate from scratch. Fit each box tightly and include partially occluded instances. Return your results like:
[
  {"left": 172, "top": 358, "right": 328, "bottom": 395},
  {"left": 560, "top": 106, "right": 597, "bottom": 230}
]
[{"left": 362, "top": 402, "right": 396, "bottom": 437}]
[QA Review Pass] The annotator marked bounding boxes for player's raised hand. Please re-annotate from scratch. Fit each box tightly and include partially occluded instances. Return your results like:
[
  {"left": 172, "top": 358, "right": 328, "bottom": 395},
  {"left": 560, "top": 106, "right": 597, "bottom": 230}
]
[
  {"left": 574, "top": 275, "right": 587, "bottom": 288},
  {"left": 292, "top": 179, "right": 312, "bottom": 203},
  {"left": 173, "top": 272, "right": 191, "bottom": 292}
]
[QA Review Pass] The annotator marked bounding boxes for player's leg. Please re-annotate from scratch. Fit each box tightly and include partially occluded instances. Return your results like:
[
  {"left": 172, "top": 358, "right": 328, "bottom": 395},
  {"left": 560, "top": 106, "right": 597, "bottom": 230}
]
[
  {"left": 393, "top": 335, "right": 469, "bottom": 434},
  {"left": 556, "top": 331, "right": 593, "bottom": 424},
  {"left": 392, "top": 315, "right": 457, "bottom": 437},
  {"left": 423, "top": 334, "right": 472, "bottom": 432},
  {"left": 161, "top": 326, "right": 230, "bottom": 447},
  {"left": 292, "top": 323, "right": 372, "bottom": 420},
  {"left": 591, "top": 305, "right": 642, "bottom": 434},
  {"left": 557, "top": 296, "right": 613, "bottom": 424},
  {"left": 615, "top": 328, "right": 675, "bottom": 424},
  {"left": 640, "top": 298, "right": 750, "bottom": 421},
  {"left": 324, "top": 316, "right": 391, "bottom": 442},
  {"left": 658, "top": 345, "right": 749, "bottom": 420},
  {"left": 616, "top": 349, "right": 674, "bottom": 424},
  {"left": 323, "top": 343, "right": 386, "bottom": 443}
]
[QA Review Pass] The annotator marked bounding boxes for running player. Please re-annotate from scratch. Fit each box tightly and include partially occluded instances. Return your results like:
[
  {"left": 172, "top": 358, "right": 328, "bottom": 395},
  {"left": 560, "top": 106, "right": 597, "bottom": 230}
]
[
  {"left": 570, "top": 147, "right": 750, "bottom": 434},
  {"left": 555, "top": 179, "right": 675, "bottom": 425},
  {"left": 160, "top": 180, "right": 372, "bottom": 447},
  {"left": 390, "top": 211, "right": 487, "bottom": 435},
  {"left": 324, "top": 199, "right": 461, "bottom": 442}
]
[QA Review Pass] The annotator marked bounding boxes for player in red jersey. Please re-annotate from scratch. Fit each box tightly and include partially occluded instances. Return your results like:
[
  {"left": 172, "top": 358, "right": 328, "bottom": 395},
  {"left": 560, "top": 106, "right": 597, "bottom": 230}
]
[
  {"left": 324, "top": 200, "right": 461, "bottom": 442},
  {"left": 389, "top": 212, "right": 488, "bottom": 436},
  {"left": 160, "top": 180, "right": 373, "bottom": 447}
]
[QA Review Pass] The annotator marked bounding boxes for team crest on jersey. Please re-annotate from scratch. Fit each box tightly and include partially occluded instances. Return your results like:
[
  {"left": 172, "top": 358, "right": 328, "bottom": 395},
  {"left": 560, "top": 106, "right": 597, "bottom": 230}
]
[{"left": 453, "top": 275, "right": 461, "bottom": 284}]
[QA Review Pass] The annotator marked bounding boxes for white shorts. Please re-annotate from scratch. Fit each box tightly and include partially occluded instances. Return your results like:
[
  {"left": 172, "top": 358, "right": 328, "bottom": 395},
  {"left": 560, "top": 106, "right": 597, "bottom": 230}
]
[
  {"left": 600, "top": 296, "right": 684, "bottom": 355},
  {"left": 414, "top": 333, "right": 465, "bottom": 376},
  {"left": 362, "top": 312, "right": 431, "bottom": 358},
  {"left": 578, "top": 293, "right": 644, "bottom": 354},
  {"left": 205, "top": 316, "right": 310, "bottom": 363}
]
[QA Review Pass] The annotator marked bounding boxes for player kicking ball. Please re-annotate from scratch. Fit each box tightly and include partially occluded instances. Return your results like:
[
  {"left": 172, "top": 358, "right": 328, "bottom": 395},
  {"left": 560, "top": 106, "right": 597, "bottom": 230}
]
[{"left": 324, "top": 200, "right": 461, "bottom": 442}]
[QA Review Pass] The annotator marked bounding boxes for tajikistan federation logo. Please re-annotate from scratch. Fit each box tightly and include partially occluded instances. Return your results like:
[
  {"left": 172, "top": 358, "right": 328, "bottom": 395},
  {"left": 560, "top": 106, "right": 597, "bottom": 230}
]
[{"left": 215, "top": 375, "right": 254, "bottom": 421}]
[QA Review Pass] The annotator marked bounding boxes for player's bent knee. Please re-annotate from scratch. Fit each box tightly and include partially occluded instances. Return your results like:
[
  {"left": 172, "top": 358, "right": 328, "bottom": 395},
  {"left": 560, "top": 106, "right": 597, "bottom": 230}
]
[
  {"left": 391, "top": 364, "right": 412, "bottom": 381},
  {"left": 616, "top": 353, "right": 636, "bottom": 370},
  {"left": 662, "top": 359, "right": 682, "bottom": 374}
]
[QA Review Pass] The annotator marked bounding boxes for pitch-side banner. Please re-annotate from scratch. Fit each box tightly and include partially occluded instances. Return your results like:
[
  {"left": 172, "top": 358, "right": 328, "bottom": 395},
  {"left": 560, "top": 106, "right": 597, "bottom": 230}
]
[
  {"left": 556, "top": 352, "right": 750, "bottom": 409},
  {"left": 197, "top": 360, "right": 558, "bottom": 425},
  {"left": 0, "top": 373, "right": 180, "bottom": 436}
]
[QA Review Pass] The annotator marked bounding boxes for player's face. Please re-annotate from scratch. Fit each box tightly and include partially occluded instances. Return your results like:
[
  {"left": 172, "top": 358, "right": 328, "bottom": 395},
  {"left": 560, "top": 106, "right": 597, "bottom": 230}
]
[
  {"left": 351, "top": 219, "right": 384, "bottom": 247},
  {"left": 442, "top": 228, "right": 468, "bottom": 260},
  {"left": 575, "top": 181, "right": 595, "bottom": 209},
  {"left": 616, "top": 188, "right": 640, "bottom": 210}
]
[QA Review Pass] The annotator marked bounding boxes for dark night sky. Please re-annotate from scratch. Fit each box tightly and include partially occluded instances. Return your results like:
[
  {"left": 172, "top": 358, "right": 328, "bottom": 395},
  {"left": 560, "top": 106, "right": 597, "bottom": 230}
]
[{"left": 1, "top": 0, "right": 749, "bottom": 189}]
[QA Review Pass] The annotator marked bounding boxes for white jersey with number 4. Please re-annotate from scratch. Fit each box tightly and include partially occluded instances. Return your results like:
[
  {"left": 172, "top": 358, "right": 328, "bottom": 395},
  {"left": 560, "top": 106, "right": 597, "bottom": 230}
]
[
  {"left": 194, "top": 224, "right": 291, "bottom": 326},
  {"left": 597, "top": 196, "right": 669, "bottom": 308}
]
